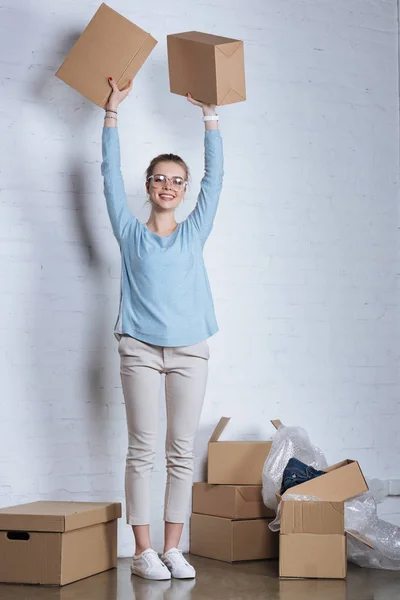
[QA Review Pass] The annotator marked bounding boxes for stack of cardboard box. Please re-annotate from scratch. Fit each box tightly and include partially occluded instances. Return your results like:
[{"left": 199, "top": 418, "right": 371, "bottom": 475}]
[
  {"left": 190, "top": 417, "right": 278, "bottom": 562},
  {"left": 190, "top": 417, "right": 372, "bottom": 577}
]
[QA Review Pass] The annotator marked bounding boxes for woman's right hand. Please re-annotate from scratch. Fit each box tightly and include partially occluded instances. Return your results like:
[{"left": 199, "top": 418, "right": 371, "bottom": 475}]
[{"left": 106, "top": 77, "right": 133, "bottom": 111}]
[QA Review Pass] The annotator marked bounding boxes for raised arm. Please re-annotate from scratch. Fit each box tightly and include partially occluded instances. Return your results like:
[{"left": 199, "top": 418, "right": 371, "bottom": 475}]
[
  {"left": 186, "top": 95, "right": 224, "bottom": 244},
  {"left": 101, "top": 77, "right": 135, "bottom": 242}
]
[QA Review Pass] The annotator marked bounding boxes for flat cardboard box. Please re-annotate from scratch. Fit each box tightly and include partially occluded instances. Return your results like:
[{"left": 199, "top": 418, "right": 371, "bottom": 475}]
[
  {"left": 190, "top": 513, "right": 278, "bottom": 562},
  {"left": 56, "top": 3, "right": 157, "bottom": 108},
  {"left": 208, "top": 417, "right": 272, "bottom": 485},
  {"left": 167, "top": 31, "right": 246, "bottom": 106},
  {"left": 193, "top": 482, "right": 275, "bottom": 519},
  {"left": 0, "top": 501, "right": 121, "bottom": 586},
  {"left": 281, "top": 459, "right": 368, "bottom": 502}
]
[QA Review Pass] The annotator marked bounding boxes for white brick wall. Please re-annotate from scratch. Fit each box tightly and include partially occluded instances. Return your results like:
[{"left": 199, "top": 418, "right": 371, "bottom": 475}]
[{"left": 0, "top": 0, "right": 399, "bottom": 556}]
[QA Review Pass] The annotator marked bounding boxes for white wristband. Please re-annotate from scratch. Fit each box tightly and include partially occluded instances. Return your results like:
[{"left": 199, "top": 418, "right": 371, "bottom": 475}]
[{"left": 203, "top": 115, "right": 219, "bottom": 122}]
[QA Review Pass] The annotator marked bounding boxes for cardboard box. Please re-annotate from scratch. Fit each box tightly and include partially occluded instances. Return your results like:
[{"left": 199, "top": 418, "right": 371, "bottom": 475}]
[
  {"left": 190, "top": 513, "right": 278, "bottom": 562},
  {"left": 167, "top": 31, "right": 246, "bottom": 106},
  {"left": 281, "top": 459, "right": 368, "bottom": 502},
  {"left": 193, "top": 482, "right": 275, "bottom": 520},
  {"left": 0, "top": 501, "right": 121, "bottom": 586},
  {"left": 280, "top": 501, "right": 346, "bottom": 579},
  {"left": 279, "top": 500, "right": 372, "bottom": 579},
  {"left": 207, "top": 417, "right": 272, "bottom": 485},
  {"left": 270, "top": 419, "right": 371, "bottom": 579},
  {"left": 56, "top": 3, "right": 157, "bottom": 108},
  {"left": 280, "top": 533, "right": 346, "bottom": 579}
]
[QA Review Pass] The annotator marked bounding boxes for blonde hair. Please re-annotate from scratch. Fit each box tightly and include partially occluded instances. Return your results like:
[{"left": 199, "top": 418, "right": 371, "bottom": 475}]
[{"left": 146, "top": 153, "right": 190, "bottom": 185}]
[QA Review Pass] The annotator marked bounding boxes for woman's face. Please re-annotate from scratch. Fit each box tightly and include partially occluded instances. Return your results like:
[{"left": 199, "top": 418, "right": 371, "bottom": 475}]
[{"left": 146, "top": 161, "right": 187, "bottom": 211}]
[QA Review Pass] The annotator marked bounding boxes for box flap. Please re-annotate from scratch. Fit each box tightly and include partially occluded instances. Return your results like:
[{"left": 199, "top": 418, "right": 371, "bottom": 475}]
[
  {"left": 282, "top": 460, "right": 368, "bottom": 502},
  {"left": 237, "top": 486, "right": 264, "bottom": 503},
  {"left": 0, "top": 501, "right": 122, "bottom": 533},
  {"left": 168, "top": 30, "right": 240, "bottom": 46},
  {"left": 209, "top": 417, "right": 230, "bottom": 442},
  {"left": 216, "top": 40, "right": 242, "bottom": 59},
  {"left": 346, "top": 530, "right": 374, "bottom": 548},
  {"left": 281, "top": 501, "right": 344, "bottom": 535},
  {"left": 219, "top": 89, "right": 246, "bottom": 105},
  {"left": 271, "top": 419, "right": 283, "bottom": 430},
  {"left": 215, "top": 41, "right": 246, "bottom": 106}
]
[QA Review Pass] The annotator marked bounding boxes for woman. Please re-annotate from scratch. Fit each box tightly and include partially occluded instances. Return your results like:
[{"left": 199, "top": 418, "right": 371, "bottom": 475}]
[{"left": 101, "top": 76, "right": 223, "bottom": 581}]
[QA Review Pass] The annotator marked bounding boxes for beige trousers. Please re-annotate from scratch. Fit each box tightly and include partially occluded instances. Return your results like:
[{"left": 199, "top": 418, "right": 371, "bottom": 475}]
[{"left": 118, "top": 335, "right": 209, "bottom": 525}]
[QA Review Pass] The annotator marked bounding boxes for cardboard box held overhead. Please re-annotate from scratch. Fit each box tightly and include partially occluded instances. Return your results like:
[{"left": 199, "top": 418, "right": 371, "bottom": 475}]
[
  {"left": 207, "top": 417, "right": 272, "bottom": 485},
  {"left": 190, "top": 513, "right": 278, "bottom": 563},
  {"left": 56, "top": 3, "right": 157, "bottom": 108},
  {"left": 167, "top": 31, "right": 246, "bottom": 106},
  {"left": 0, "top": 501, "right": 121, "bottom": 586},
  {"left": 193, "top": 482, "right": 275, "bottom": 520}
]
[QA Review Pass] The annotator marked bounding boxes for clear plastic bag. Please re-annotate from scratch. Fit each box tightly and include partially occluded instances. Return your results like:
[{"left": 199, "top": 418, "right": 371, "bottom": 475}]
[{"left": 261, "top": 423, "right": 327, "bottom": 511}]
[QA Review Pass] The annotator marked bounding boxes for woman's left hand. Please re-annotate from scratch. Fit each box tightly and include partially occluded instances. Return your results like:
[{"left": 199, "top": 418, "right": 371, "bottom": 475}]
[{"left": 187, "top": 93, "right": 217, "bottom": 116}]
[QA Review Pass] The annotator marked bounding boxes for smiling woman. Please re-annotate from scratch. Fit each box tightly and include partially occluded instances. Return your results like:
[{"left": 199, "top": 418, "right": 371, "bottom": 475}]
[
  {"left": 144, "top": 155, "right": 189, "bottom": 226},
  {"left": 101, "top": 77, "right": 224, "bottom": 581}
]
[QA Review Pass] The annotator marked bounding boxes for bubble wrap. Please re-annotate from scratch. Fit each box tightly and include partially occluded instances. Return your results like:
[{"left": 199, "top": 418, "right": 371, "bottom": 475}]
[
  {"left": 261, "top": 424, "right": 327, "bottom": 511},
  {"left": 262, "top": 423, "right": 400, "bottom": 570},
  {"left": 346, "top": 493, "right": 400, "bottom": 570}
]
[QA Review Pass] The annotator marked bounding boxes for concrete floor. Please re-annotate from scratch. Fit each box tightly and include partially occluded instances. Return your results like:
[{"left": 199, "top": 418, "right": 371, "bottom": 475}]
[{"left": 0, "top": 557, "right": 399, "bottom": 600}]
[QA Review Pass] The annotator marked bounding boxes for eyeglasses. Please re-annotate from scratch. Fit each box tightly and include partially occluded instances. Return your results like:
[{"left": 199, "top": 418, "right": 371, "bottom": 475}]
[{"left": 147, "top": 174, "right": 188, "bottom": 192}]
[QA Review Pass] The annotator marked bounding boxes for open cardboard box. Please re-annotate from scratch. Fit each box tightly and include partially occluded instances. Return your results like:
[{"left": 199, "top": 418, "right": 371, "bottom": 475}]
[
  {"left": 279, "top": 500, "right": 373, "bottom": 579},
  {"left": 207, "top": 417, "right": 272, "bottom": 485},
  {"left": 271, "top": 420, "right": 372, "bottom": 579}
]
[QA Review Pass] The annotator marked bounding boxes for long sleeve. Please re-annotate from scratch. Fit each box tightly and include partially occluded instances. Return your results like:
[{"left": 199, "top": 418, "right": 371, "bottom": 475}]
[
  {"left": 187, "top": 129, "right": 224, "bottom": 244},
  {"left": 101, "top": 127, "right": 135, "bottom": 242}
]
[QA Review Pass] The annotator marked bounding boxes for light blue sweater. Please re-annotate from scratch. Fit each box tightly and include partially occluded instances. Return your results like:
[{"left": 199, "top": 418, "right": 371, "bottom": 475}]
[{"left": 101, "top": 127, "right": 224, "bottom": 347}]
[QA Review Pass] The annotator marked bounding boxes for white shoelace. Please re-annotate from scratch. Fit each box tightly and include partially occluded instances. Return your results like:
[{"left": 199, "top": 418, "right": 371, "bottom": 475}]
[
  {"left": 166, "top": 548, "right": 190, "bottom": 567},
  {"left": 142, "top": 550, "right": 165, "bottom": 569}
]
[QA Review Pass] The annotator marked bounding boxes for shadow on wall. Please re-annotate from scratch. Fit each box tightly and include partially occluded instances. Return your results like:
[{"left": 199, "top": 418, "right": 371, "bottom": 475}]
[
  {"left": 14, "top": 29, "right": 125, "bottom": 505},
  {"left": 7, "top": 16, "right": 202, "bottom": 553}
]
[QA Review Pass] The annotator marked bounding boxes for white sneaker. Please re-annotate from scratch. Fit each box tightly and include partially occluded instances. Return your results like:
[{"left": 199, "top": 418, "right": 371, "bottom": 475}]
[
  {"left": 131, "top": 549, "right": 172, "bottom": 580},
  {"left": 161, "top": 548, "right": 196, "bottom": 579}
]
